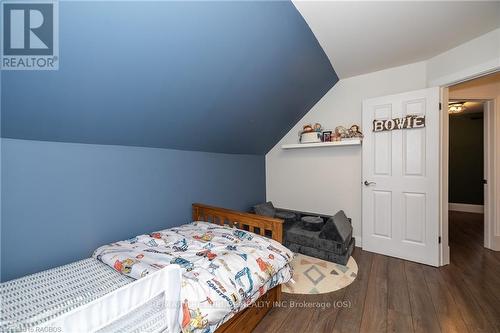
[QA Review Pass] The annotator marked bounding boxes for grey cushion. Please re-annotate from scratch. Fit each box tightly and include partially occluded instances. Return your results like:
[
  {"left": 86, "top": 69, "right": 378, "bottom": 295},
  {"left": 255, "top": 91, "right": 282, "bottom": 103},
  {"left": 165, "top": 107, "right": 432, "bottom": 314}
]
[
  {"left": 301, "top": 216, "right": 322, "bottom": 223},
  {"left": 287, "top": 238, "right": 355, "bottom": 265},
  {"left": 319, "top": 210, "right": 352, "bottom": 243},
  {"left": 300, "top": 216, "right": 324, "bottom": 231},
  {"left": 253, "top": 202, "right": 276, "bottom": 217},
  {"left": 275, "top": 211, "right": 296, "bottom": 220},
  {"left": 286, "top": 223, "right": 341, "bottom": 253}
]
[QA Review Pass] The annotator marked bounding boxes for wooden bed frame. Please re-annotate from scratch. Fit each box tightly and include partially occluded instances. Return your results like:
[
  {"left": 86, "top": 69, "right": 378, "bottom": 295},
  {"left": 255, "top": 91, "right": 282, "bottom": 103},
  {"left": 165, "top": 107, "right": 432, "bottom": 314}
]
[{"left": 192, "top": 203, "right": 284, "bottom": 333}]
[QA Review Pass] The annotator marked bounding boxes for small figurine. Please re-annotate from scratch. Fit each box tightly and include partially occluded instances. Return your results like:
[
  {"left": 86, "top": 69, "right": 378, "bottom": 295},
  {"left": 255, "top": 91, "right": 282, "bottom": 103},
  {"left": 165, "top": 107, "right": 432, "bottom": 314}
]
[
  {"left": 335, "top": 126, "right": 349, "bottom": 138},
  {"left": 299, "top": 123, "right": 323, "bottom": 143},
  {"left": 302, "top": 124, "right": 314, "bottom": 133},
  {"left": 348, "top": 124, "right": 363, "bottom": 138}
]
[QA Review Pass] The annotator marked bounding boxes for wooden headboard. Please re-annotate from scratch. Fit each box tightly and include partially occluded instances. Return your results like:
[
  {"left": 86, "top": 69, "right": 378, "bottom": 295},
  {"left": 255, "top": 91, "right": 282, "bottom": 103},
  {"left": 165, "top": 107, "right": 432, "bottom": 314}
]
[{"left": 192, "top": 203, "right": 284, "bottom": 243}]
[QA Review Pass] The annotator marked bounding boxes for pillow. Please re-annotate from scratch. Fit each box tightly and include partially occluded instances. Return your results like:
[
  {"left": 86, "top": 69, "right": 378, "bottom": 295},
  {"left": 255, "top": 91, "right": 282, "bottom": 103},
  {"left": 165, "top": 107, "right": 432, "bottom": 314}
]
[{"left": 253, "top": 202, "right": 276, "bottom": 217}]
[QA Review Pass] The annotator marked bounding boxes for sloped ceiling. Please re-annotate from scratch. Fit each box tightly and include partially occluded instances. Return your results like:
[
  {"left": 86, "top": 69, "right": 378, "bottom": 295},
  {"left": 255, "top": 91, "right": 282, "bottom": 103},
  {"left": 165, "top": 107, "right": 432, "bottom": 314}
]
[
  {"left": 293, "top": 1, "right": 500, "bottom": 78},
  {"left": 1, "top": 1, "right": 338, "bottom": 154}
]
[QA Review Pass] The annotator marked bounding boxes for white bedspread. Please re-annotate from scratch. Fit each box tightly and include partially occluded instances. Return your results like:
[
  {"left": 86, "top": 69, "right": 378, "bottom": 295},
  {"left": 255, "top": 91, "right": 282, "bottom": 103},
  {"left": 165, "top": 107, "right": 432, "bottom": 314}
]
[{"left": 93, "top": 221, "right": 293, "bottom": 333}]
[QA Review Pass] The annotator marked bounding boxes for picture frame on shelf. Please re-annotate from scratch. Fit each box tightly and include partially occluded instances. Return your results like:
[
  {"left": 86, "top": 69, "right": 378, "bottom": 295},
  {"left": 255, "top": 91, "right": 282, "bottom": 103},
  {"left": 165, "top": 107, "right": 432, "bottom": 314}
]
[{"left": 322, "top": 131, "right": 332, "bottom": 142}]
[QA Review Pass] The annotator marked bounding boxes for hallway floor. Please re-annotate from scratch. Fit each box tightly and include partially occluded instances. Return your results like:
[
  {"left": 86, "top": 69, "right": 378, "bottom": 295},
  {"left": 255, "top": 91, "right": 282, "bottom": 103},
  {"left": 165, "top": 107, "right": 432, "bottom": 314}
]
[{"left": 254, "top": 211, "right": 500, "bottom": 332}]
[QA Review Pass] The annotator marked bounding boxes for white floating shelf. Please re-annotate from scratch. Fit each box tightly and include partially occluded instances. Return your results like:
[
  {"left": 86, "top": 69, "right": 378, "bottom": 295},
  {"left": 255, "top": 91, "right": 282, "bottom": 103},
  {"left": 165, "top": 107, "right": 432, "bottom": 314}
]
[{"left": 281, "top": 139, "right": 362, "bottom": 149}]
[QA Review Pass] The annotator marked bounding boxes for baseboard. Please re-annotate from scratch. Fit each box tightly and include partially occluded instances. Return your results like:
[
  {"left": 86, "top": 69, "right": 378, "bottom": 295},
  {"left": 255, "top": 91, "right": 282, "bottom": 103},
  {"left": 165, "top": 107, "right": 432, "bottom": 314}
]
[
  {"left": 448, "top": 203, "right": 484, "bottom": 214},
  {"left": 488, "top": 236, "right": 500, "bottom": 251},
  {"left": 354, "top": 235, "right": 362, "bottom": 248}
]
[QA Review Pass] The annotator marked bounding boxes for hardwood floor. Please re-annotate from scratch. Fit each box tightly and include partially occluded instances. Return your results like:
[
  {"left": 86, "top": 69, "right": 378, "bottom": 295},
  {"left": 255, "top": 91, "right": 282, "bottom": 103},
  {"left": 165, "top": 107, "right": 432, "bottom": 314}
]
[{"left": 253, "top": 211, "right": 500, "bottom": 333}]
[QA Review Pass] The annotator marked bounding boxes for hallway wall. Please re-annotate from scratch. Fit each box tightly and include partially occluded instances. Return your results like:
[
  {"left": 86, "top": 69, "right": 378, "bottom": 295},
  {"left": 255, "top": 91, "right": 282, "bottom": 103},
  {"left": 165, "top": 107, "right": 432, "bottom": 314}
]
[{"left": 449, "top": 110, "right": 484, "bottom": 205}]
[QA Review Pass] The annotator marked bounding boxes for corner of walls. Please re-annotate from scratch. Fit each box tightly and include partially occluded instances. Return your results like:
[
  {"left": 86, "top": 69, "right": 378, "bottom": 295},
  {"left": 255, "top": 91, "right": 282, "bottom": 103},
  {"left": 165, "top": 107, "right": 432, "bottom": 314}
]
[
  {"left": 0, "top": 137, "right": 2, "bottom": 282},
  {"left": 426, "top": 28, "right": 500, "bottom": 87},
  {"left": 266, "top": 61, "right": 428, "bottom": 244},
  {"left": 265, "top": 27, "right": 500, "bottom": 250},
  {"left": 0, "top": 139, "right": 2, "bottom": 279}
]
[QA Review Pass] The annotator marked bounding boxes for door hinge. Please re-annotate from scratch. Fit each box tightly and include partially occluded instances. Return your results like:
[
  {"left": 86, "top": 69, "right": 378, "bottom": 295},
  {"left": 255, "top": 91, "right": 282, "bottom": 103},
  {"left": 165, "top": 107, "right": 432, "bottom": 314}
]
[
  {"left": 439, "top": 102, "right": 442, "bottom": 111},
  {"left": 483, "top": 179, "right": 488, "bottom": 185},
  {"left": 438, "top": 236, "right": 441, "bottom": 244}
]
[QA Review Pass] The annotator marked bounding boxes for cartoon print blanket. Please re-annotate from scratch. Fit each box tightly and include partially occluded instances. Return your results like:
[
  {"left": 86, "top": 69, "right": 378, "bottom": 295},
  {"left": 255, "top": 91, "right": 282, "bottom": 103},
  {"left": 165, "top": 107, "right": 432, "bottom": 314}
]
[{"left": 93, "top": 221, "right": 293, "bottom": 333}]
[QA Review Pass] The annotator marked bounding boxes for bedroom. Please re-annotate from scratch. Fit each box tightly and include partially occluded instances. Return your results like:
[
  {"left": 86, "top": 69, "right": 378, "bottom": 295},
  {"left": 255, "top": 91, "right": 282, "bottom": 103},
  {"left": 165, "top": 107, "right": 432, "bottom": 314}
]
[{"left": 1, "top": 1, "right": 500, "bottom": 332}]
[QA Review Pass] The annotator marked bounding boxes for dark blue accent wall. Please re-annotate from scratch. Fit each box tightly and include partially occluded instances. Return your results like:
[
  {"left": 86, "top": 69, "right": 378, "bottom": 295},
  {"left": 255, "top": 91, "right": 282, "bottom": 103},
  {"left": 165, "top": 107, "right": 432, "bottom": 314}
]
[
  {"left": 0, "top": 0, "right": 337, "bottom": 281},
  {"left": 1, "top": 139, "right": 265, "bottom": 281},
  {"left": 1, "top": 1, "right": 337, "bottom": 154}
]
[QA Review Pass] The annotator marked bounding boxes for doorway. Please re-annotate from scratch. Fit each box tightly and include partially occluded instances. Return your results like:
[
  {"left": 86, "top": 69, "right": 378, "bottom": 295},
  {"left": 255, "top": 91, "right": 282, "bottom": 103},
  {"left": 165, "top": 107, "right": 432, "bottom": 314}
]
[
  {"left": 441, "top": 71, "right": 500, "bottom": 264},
  {"left": 448, "top": 101, "right": 486, "bottom": 250}
]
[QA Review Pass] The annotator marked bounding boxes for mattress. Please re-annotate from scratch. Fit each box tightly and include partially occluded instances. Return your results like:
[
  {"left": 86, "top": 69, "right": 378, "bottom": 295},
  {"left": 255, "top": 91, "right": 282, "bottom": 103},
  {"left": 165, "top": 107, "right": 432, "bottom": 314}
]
[{"left": 0, "top": 258, "right": 136, "bottom": 332}]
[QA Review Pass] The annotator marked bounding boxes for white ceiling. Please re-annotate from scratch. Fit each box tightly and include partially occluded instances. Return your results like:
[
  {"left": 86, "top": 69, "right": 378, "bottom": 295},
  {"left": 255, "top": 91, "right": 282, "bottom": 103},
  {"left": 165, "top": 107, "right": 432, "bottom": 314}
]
[{"left": 293, "top": 1, "right": 500, "bottom": 78}]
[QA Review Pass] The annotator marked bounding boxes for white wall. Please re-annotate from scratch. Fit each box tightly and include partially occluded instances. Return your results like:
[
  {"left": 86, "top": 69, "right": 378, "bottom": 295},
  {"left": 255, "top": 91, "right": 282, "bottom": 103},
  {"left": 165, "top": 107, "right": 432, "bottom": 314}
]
[
  {"left": 426, "top": 28, "right": 500, "bottom": 87},
  {"left": 266, "top": 62, "right": 427, "bottom": 243},
  {"left": 266, "top": 28, "right": 499, "bottom": 248}
]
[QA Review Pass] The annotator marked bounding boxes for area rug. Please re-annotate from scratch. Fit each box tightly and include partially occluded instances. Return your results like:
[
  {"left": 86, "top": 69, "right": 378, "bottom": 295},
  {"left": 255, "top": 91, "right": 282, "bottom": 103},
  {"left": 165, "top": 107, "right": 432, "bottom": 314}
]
[{"left": 282, "top": 253, "right": 358, "bottom": 294}]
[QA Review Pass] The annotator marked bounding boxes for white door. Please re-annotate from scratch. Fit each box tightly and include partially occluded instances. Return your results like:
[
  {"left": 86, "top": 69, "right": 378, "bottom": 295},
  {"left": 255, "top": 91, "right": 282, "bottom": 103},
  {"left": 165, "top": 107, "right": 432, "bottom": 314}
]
[{"left": 362, "top": 88, "right": 440, "bottom": 266}]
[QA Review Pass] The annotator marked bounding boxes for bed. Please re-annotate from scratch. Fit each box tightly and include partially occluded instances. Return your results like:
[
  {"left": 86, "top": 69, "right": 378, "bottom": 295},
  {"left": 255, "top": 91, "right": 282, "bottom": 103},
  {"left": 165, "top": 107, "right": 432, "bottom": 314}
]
[
  {"left": 0, "top": 203, "right": 290, "bottom": 333},
  {"left": 191, "top": 203, "right": 287, "bottom": 333}
]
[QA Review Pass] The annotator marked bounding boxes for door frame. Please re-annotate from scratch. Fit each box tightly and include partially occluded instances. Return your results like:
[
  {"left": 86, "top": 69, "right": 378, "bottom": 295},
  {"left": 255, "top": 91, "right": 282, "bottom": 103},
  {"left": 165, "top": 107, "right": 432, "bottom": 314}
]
[
  {"left": 439, "top": 71, "right": 499, "bottom": 265},
  {"left": 439, "top": 87, "right": 450, "bottom": 265},
  {"left": 483, "top": 100, "right": 496, "bottom": 250}
]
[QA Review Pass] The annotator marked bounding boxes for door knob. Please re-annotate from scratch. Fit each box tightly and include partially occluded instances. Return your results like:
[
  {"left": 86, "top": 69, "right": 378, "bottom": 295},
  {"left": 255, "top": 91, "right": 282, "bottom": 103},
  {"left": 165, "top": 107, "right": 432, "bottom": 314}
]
[{"left": 364, "top": 181, "right": 376, "bottom": 186}]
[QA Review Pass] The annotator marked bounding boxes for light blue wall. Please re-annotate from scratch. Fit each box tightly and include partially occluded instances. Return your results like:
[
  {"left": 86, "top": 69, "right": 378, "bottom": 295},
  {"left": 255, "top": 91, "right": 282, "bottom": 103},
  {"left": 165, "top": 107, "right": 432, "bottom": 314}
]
[{"left": 1, "top": 139, "right": 265, "bottom": 281}]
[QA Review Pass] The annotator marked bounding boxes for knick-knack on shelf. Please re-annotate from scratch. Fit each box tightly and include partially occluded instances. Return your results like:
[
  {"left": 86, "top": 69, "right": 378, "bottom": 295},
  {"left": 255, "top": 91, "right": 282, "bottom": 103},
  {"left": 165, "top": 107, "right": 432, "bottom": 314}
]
[{"left": 347, "top": 124, "right": 363, "bottom": 138}]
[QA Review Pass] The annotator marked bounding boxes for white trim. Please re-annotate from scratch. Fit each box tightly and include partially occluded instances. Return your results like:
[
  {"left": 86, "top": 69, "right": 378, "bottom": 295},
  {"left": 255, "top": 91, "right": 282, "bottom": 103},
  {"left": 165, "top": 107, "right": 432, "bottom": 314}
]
[
  {"left": 448, "top": 203, "right": 484, "bottom": 214},
  {"left": 487, "top": 99, "right": 500, "bottom": 251},
  {"left": 483, "top": 101, "right": 495, "bottom": 250},
  {"left": 439, "top": 87, "right": 450, "bottom": 266}
]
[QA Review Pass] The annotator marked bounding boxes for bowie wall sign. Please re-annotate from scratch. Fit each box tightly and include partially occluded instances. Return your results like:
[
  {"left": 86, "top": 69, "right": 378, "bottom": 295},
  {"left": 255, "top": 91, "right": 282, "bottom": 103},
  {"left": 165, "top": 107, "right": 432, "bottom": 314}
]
[{"left": 373, "top": 115, "right": 425, "bottom": 132}]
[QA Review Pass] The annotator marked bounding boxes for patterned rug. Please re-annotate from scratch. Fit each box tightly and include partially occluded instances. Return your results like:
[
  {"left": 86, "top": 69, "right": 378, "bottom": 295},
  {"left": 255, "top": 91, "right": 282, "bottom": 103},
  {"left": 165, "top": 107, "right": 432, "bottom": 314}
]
[{"left": 282, "top": 253, "right": 358, "bottom": 294}]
